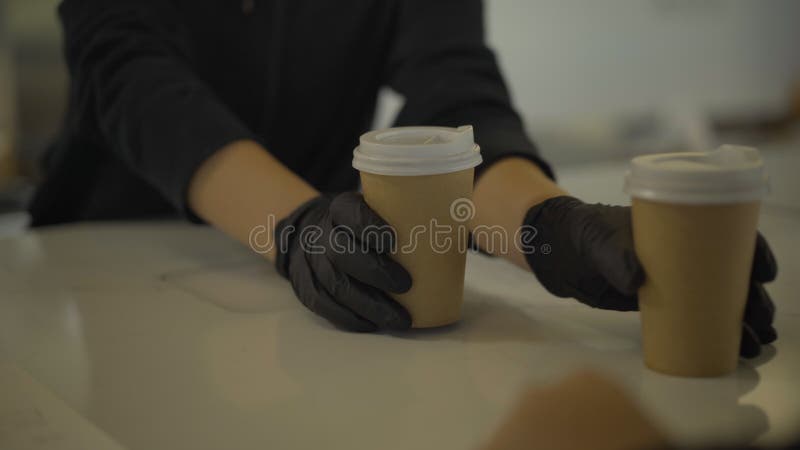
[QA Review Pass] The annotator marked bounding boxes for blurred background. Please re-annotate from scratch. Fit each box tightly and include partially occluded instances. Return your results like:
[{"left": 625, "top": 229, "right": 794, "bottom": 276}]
[{"left": 1, "top": 0, "right": 799, "bottom": 224}]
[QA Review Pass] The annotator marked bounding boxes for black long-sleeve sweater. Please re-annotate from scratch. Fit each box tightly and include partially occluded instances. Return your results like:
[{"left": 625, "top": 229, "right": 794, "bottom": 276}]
[{"left": 28, "top": 0, "right": 552, "bottom": 226}]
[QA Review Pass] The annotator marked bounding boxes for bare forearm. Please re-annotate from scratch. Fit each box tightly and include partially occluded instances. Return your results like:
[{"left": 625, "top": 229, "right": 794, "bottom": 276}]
[
  {"left": 471, "top": 157, "right": 567, "bottom": 269},
  {"left": 188, "top": 139, "right": 318, "bottom": 261}
]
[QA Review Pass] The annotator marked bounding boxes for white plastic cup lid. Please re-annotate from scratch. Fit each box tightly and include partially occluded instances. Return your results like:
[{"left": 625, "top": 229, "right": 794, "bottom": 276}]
[
  {"left": 624, "top": 145, "right": 769, "bottom": 204},
  {"left": 353, "top": 125, "right": 482, "bottom": 176}
]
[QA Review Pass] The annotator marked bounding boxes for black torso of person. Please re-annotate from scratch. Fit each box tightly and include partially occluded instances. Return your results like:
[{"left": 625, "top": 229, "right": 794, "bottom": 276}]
[{"left": 28, "top": 0, "right": 551, "bottom": 226}]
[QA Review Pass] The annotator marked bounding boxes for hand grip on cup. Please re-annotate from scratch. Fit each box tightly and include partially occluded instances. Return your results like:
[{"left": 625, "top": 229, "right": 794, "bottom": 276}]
[{"left": 625, "top": 145, "right": 770, "bottom": 377}]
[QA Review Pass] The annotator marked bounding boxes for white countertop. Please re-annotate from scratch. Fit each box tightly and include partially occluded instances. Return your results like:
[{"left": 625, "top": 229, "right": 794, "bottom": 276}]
[{"left": 1, "top": 149, "right": 798, "bottom": 450}]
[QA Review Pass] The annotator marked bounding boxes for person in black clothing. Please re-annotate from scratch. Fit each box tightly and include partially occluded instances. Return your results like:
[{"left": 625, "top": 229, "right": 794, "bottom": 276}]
[
  {"left": 32, "top": 0, "right": 552, "bottom": 224},
  {"left": 29, "top": 0, "right": 778, "bottom": 358}
]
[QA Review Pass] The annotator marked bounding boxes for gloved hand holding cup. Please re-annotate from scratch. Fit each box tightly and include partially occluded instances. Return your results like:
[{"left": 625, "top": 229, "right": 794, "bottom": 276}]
[{"left": 626, "top": 145, "right": 773, "bottom": 377}]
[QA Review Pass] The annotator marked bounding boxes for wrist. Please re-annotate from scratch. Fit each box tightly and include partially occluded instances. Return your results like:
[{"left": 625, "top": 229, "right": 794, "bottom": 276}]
[
  {"left": 472, "top": 157, "right": 568, "bottom": 269},
  {"left": 476, "top": 157, "right": 566, "bottom": 209},
  {"left": 188, "top": 139, "right": 319, "bottom": 261}
]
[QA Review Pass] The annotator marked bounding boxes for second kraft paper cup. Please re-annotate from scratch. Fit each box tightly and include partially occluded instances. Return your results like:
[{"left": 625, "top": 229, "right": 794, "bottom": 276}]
[
  {"left": 625, "top": 145, "right": 768, "bottom": 377},
  {"left": 353, "top": 126, "right": 482, "bottom": 327}
]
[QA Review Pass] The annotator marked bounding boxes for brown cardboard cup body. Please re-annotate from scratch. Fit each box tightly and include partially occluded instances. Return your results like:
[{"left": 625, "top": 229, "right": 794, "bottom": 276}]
[
  {"left": 632, "top": 198, "right": 760, "bottom": 377},
  {"left": 360, "top": 169, "right": 474, "bottom": 328}
]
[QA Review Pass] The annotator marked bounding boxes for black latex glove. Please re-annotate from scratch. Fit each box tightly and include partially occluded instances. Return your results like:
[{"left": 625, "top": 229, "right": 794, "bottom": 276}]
[
  {"left": 275, "top": 193, "right": 412, "bottom": 332},
  {"left": 523, "top": 196, "right": 778, "bottom": 358}
]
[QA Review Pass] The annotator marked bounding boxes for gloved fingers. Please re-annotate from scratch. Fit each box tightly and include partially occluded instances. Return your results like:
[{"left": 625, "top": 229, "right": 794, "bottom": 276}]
[
  {"left": 582, "top": 215, "right": 645, "bottom": 296},
  {"left": 740, "top": 322, "right": 762, "bottom": 358},
  {"left": 591, "top": 245, "right": 644, "bottom": 297},
  {"left": 334, "top": 277, "right": 411, "bottom": 331},
  {"left": 578, "top": 285, "right": 639, "bottom": 311},
  {"left": 329, "top": 192, "right": 395, "bottom": 253},
  {"left": 291, "top": 252, "right": 377, "bottom": 332},
  {"left": 327, "top": 235, "right": 412, "bottom": 293},
  {"left": 310, "top": 252, "right": 411, "bottom": 330},
  {"left": 751, "top": 232, "right": 778, "bottom": 283},
  {"left": 743, "top": 282, "right": 777, "bottom": 345}
]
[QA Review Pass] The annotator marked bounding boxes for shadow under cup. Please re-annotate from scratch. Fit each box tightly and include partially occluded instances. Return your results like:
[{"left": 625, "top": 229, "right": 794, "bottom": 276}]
[{"left": 627, "top": 146, "right": 768, "bottom": 377}]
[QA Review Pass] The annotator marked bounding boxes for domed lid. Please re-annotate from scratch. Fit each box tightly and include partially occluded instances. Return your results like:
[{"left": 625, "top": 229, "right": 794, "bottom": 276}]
[
  {"left": 353, "top": 126, "right": 482, "bottom": 176},
  {"left": 624, "top": 145, "right": 768, "bottom": 204}
]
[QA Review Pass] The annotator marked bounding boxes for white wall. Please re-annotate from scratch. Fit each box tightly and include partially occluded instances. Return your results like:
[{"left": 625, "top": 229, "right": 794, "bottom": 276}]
[{"left": 486, "top": 0, "right": 800, "bottom": 122}]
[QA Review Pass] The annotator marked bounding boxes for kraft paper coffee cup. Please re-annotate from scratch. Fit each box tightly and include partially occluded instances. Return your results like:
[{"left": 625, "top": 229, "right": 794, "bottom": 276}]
[
  {"left": 353, "top": 126, "right": 482, "bottom": 327},
  {"left": 625, "top": 145, "right": 769, "bottom": 377}
]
